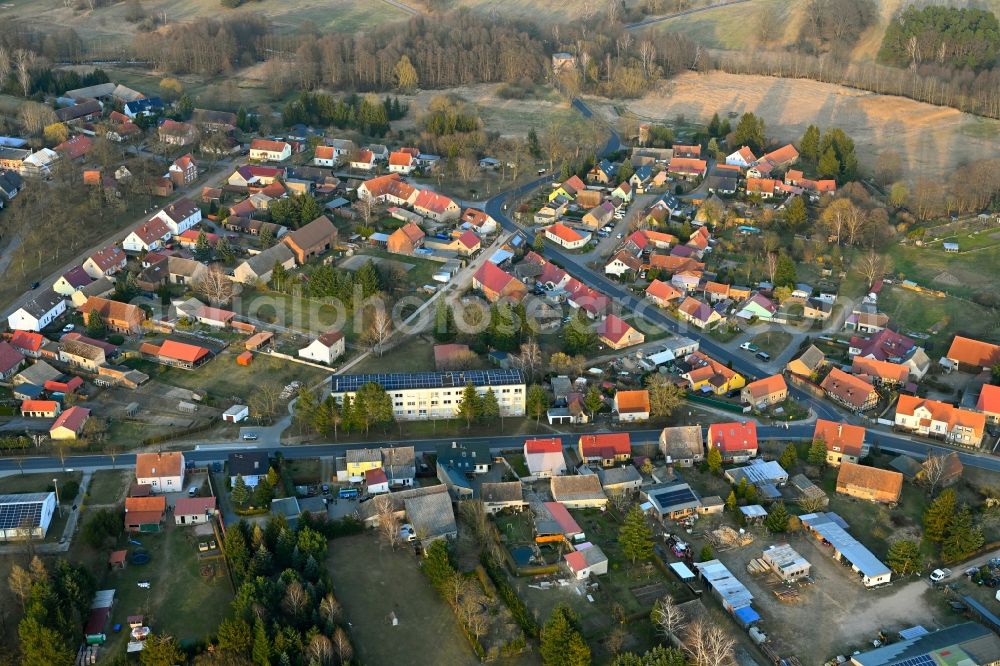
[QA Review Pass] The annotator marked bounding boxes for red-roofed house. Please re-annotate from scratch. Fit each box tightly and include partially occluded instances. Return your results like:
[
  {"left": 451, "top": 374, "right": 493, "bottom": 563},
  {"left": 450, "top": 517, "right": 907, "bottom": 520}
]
[
  {"left": 313, "top": 145, "right": 336, "bottom": 167},
  {"left": 614, "top": 390, "right": 650, "bottom": 422},
  {"left": 461, "top": 208, "right": 497, "bottom": 234},
  {"left": 0, "top": 341, "right": 24, "bottom": 380},
  {"left": 387, "top": 222, "right": 426, "bottom": 256},
  {"left": 524, "top": 438, "right": 566, "bottom": 478},
  {"left": 668, "top": 157, "right": 708, "bottom": 178},
  {"left": 821, "top": 368, "right": 879, "bottom": 413},
  {"left": 124, "top": 495, "right": 166, "bottom": 532},
  {"left": 298, "top": 330, "right": 344, "bottom": 365},
  {"left": 707, "top": 421, "right": 757, "bottom": 463},
  {"left": 605, "top": 249, "right": 642, "bottom": 277},
  {"left": 895, "top": 395, "right": 985, "bottom": 447},
  {"left": 349, "top": 149, "right": 375, "bottom": 171},
  {"left": 365, "top": 467, "right": 389, "bottom": 494},
  {"left": 21, "top": 400, "right": 61, "bottom": 418},
  {"left": 388, "top": 151, "right": 415, "bottom": 174},
  {"left": 814, "top": 419, "right": 866, "bottom": 466},
  {"left": 83, "top": 245, "right": 127, "bottom": 279},
  {"left": 565, "top": 545, "right": 609, "bottom": 579},
  {"left": 9, "top": 331, "right": 43, "bottom": 358},
  {"left": 152, "top": 340, "right": 212, "bottom": 369},
  {"left": 944, "top": 336, "right": 1000, "bottom": 372},
  {"left": 55, "top": 135, "right": 93, "bottom": 160},
  {"left": 473, "top": 263, "right": 525, "bottom": 302},
  {"left": 123, "top": 217, "right": 171, "bottom": 253},
  {"left": 596, "top": 314, "right": 645, "bottom": 350},
  {"left": 740, "top": 374, "right": 788, "bottom": 409},
  {"left": 249, "top": 138, "right": 292, "bottom": 162},
  {"left": 413, "top": 190, "right": 460, "bottom": 222},
  {"left": 851, "top": 356, "right": 909, "bottom": 387},
  {"left": 726, "top": 146, "right": 758, "bottom": 168},
  {"left": 579, "top": 433, "right": 631, "bottom": 467},
  {"left": 174, "top": 496, "right": 217, "bottom": 525},
  {"left": 977, "top": 384, "right": 1000, "bottom": 424},
  {"left": 747, "top": 178, "right": 778, "bottom": 198},
  {"left": 456, "top": 230, "right": 481, "bottom": 256},
  {"left": 168, "top": 153, "right": 198, "bottom": 186},
  {"left": 49, "top": 406, "right": 90, "bottom": 440},
  {"left": 678, "top": 296, "right": 721, "bottom": 330},
  {"left": 646, "top": 279, "right": 683, "bottom": 307}
]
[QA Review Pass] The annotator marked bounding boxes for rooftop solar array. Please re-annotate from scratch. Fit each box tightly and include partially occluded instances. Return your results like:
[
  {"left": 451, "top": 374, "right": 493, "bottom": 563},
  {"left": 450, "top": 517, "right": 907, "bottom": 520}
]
[
  {"left": 894, "top": 656, "right": 934, "bottom": 666},
  {"left": 651, "top": 485, "right": 697, "bottom": 509},
  {"left": 332, "top": 369, "right": 525, "bottom": 393},
  {"left": 0, "top": 493, "right": 51, "bottom": 530}
]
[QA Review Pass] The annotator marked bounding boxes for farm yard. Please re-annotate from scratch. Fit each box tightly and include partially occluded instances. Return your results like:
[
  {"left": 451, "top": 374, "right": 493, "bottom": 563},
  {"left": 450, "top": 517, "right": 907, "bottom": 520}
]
[{"left": 585, "top": 70, "right": 1000, "bottom": 180}]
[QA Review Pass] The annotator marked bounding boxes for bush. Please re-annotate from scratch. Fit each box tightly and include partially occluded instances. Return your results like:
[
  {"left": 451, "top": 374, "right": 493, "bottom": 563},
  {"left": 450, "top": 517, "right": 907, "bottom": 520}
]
[
  {"left": 481, "top": 555, "right": 539, "bottom": 638},
  {"left": 107, "top": 334, "right": 125, "bottom": 345},
  {"left": 57, "top": 480, "right": 80, "bottom": 502}
]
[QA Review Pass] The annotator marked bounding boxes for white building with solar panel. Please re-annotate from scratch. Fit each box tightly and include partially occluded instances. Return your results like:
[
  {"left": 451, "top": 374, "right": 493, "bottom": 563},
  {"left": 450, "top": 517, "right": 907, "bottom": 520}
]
[
  {"left": 330, "top": 370, "right": 526, "bottom": 421},
  {"left": 0, "top": 492, "right": 56, "bottom": 541}
]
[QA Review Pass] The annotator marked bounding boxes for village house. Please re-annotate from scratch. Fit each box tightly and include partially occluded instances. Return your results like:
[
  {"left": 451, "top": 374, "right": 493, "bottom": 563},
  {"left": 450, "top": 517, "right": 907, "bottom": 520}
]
[
  {"left": 123, "top": 217, "right": 171, "bottom": 253},
  {"left": 142, "top": 339, "right": 212, "bottom": 369},
  {"left": 646, "top": 279, "right": 683, "bottom": 307},
  {"left": 229, "top": 451, "right": 270, "bottom": 488},
  {"left": 582, "top": 201, "right": 615, "bottom": 230},
  {"left": 49, "top": 405, "right": 90, "bottom": 440},
  {"left": 413, "top": 190, "right": 460, "bottom": 222},
  {"left": 550, "top": 475, "right": 608, "bottom": 509},
  {"left": 312, "top": 145, "right": 337, "bottom": 167},
  {"left": 598, "top": 466, "right": 642, "bottom": 496},
  {"left": 750, "top": 144, "right": 800, "bottom": 177},
  {"left": 0, "top": 342, "right": 24, "bottom": 381},
  {"left": 614, "top": 389, "right": 650, "bottom": 422},
  {"left": 123, "top": 97, "right": 163, "bottom": 119},
  {"left": 53, "top": 266, "right": 93, "bottom": 296},
  {"left": 174, "top": 496, "right": 217, "bottom": 526},
  {"left": 851, "top": 356, "right": 909, "bottom": 387},
  {"left": 388, "top": 150, "right": 416, "bottom": 174},
  {"left": 595, "top": 314, "right": 645, "bottom": 350},
  {"left": 156, "top": 198, "right": 202, "bottom": 236},
  {"left": 387, "top": 222, "right": 425, "bottom": 255},
  {"left": 349, "top": 149, "right": 375, "bottom": 171},
  {"left": 977, "top": 384, "right": 1000, "bottom": 424},
  {"left": 725, "top": 146, "right": 758, "bottom": 169},
  {"left": 345, "top": 448, "right": 382, "bottom": 482},
  {"left": 814, "top": 419, "right": 866, "bottom": 466},
  {"left": 480, "top": 482, "right": 526, "bottom": 515},
  {"left": 741, "top": 374, "right": 788, "bottom": 409},
  {"left": 168, "top": 154, "right": 198, "bottom": 187},
  {"left": 579, "top": 433, "right": 631, "bottom": 467},
  {"left": 587, "top": 159, "right": 618, "bottom": 184},
  {"left": 58, "top": 339, "right": 106, "bottom": 372},
  {"left": 282, "top": 215, "right": 337, "bottom": 264},
  {"left": 836, "top": 462, "right": 903, "bottom": 503},
  {"left": 455, "top": 230, "right": 481, "bottom": 256},
  {"left": 158, "top": 119, "right": 199, "bottom": 146},
  {"left": 249, "top": 138, "right": 292, "bottom": 162},
  {"left": 80, "top": 296, "right": 145, "bottom": 335},
  {"left": 83, "top": 245, "right": 128, "bottom": 279},
  {"left": 54, "top": 135, "right": 92, "bottom": 161},
  {"left": 135, "top": 452, "right": 185, "bottom": 493},
  {"left": 544, "top": 223, "right": 589, "bottom": 250},
  {"left": 524, "top": 438, "right": 566, "bottom": 478},
  {"left": 7, "top": 289, "right": 66, "bottom": 332},
  {"left": 894, "top": 395, "right": 985, "bottom": 447},
  {"left": 707, "top": 421, "right": 758, "bottom": 463},
  {"left": 124, "top": 496, "right": 166, "bottom": 532},
  {"left": 681, "top": 351, "right": 745, "bottom": 395},
  {"left": 56, "top": 98, "right": 102, "bottom": 124},
  {"left": 821, "top": 368, "right": 879, "bottom": 413},
  {"left": 21, "top": 399, "right": 60, "bottom": 418},
  {"left": 472, "top": 262, "right": 525, "bottom": 302},
  {"left": 643, "top": 482, "right": 701, "bottom": 521},
  {"left": 677, "top": 296, "right": 722, "bottom": 330},
  {"left": 9, "top": 331, "right": 43, "bottom": 359},
  {"left": 550, "top": 174, "right": 587, "bottom": 201},
  {"left": 668, "top": 156, "right": 708, "bottom": 179},
  {"left": 943, "top": 335, "right": 1000, "bottom": 373},
  {"left": 298, "top": 330, "right": 345, "bottom": 365},
  {"left": 0, "top": 168, "right": 23, "bottom": 200},
  {"left": 786, "top": 344, "right": 825, "bottom": 377},
  {"left": 605, "top": 249, "right": 642, "bottom": 277},
  {"left": 461, "top": 208, "right": 497, "bottom": 235},
  {"left": 659, "top": 425, "right": 704, "bottom": 466}
]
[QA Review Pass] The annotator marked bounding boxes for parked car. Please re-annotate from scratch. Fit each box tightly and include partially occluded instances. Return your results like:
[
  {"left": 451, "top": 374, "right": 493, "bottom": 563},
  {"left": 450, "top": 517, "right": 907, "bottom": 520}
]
[
  {"left": 930, "top": 568, "right": 952, "bottom": 583},
  {"left": 242, "top": 432, "right": 259, "bottom": 441},
  {"left": 30, "top": 281, "right": 39, "bottom": 289},
  {"left": 755, "top": 351, "right": 771, "bottom": 361},
  {"left": 62, "top": 324, "right": 75, "bottom": 333},
  {"left": 739, "top": 342, "right": 759, "bottom": 352}
]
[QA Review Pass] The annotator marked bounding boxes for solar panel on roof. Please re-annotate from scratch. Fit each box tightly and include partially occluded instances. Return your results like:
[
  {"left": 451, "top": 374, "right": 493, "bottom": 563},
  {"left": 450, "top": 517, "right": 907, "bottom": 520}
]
[
  {"left": 895, "top": 656, "right": 933, "bottom": 666},
  {"left": 0, "top": 501, "right": 44, "bottom": 530},
  {"left": 652, "top": 487, "right": 696, "bottom": 507},
  {"left": 332, "top": 369, "right": 525, "bottom": 393}
]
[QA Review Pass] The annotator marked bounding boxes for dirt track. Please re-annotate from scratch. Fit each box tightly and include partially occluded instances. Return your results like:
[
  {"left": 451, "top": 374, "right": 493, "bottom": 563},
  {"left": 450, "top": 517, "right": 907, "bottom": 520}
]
[{"left": 586, "top": 70, "right": 1000, "bottom": 180}]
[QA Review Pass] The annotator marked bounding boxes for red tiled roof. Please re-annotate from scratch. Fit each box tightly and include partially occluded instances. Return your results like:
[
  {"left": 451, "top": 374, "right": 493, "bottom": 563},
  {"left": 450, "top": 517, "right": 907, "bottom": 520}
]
[
  {"left": 89, "top": 245, "right": 126, "bottom": 271},
  {"left": 744, "top": 374, "right": 787, "bottom": 401},
  {"left": 388, "top": 151, "right": 413, "bottom": 167},
  {"left": 457, "top": 230, "right": 480, "bottom": 250},
  {"left": 668, "top": 157, "right": 707, "bottom": 174},
  {"left": 836, "top": 462, "right": 902, "bottom": 500},
  {"left": 646, "top": 279, "right": 682, "bottom": 303},
  {"left": 131, "top": 217, "right": 170, "bottom": 245},
  {"left": 547, "top": 223, "right": 585, "bottom": 243},
  {"left": 0, "top": 341, "right": 23, "bottom": 373},
  {"left": 317, "top": 330, "right": 344, "bottom": 347},
  {"left": 615, "top": 390, "right": 650, "bottom": 414},
  {"left": 50, "top": 406, "right": 90, "bottom": 433},
  {"left": 813, "top": 419, "right": 865, "bottom": 457},
  {"left": 135, "top": 452, "right": 183, "bottom": 479},
  {"left": 563, "top": 175, "right": 586, "bottom": 193},
  {"left": 896, "top": 395, "right": 985, "bottom": 439},
  {"left": 579, "top": 433, "right": 631, "bottom": 457},
  {"left": 250, "top": 138, "right": 290, "bottom": 153},
  {"left": 174, "top": 496, "right": 216, "bottom": 515},
  {"left": 10, "top": 331, "right": 43, "bottom": 352},
  {"left": 158, "top": 340, "right": 210, "bottom": 363},
  {"left": 314, "top": 146, "right": 334, "bottom": 160},
  {"left": 821, "top": 368, "right": 876, "bottom": 410},
  {"left": 413, "top": 190, "right": 456, "bottom": 215},
  {"left": 525, "top": 438, "right": 562, "bottom": 454},
  {"left": 21, "top": 400, "right": 59, "bottom": 413},
  {"left": 851, "top": 356, "right": 909, "bottom": 384},
  {"left": 461, "top": 208, "right": 492, "bottom": 227},
  {"left": 125, "top": 496, "right": 167, "bottom": 513},
  {"left": 707, "top": 421, "right": 757, "bottom": 453},
  {"left": 352, "top": 149, "right": 374, "bottom": 164},
  {"left": 760, "top": 143, "right": 799, "bottom": 166},
  {"left": 365, "top": 467, "right": 388, "bottom": 485},
  {"left": 195, "top": 305, "right": 235, "bottom": 323},
  {"left": 596, "top": 314, "right": 636, "bottom": 345},
  {"left": 946, "top": 336, "right": 1000, "bottom": 368},
  {"left": 55, "top": 135, "right": 93, "bottom": 160},
  {"left": 474, "top": 262, "right": 519, "bottom": 296},
  {"left": 978, "top": 384, "right": 1000, "bottom": 414}
]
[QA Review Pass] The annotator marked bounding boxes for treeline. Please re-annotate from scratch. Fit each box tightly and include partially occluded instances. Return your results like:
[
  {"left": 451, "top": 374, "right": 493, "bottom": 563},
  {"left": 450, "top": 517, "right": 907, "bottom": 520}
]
[
  {"left": 879, "top": 6, "right": 1000, "bottom": 71},
  {"left": 281, "top": 92, "right": 407, "bottom": 137},
  {"left": 10, "top": 558, "right": 95, "bottom": 665},
  {"left": 795, "top": 0, "right": 877, "bottom": 58},
  {"left": 131, "top": 14, "right": 270, "bottom": 76},
  {"left": 713, "top": 49, "right": 1000, "bottom": 120}
]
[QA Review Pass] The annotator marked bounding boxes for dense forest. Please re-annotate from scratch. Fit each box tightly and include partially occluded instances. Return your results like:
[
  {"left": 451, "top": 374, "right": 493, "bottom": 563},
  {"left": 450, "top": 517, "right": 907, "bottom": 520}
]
[{"left": 879, "top": 6, "right": 1000, "bottom": 71}]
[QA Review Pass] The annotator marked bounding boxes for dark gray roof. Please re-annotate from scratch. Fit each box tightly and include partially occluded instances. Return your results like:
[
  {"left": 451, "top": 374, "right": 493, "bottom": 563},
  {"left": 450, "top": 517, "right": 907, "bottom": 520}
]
[
  {"left": 404, "top": 490, "right": 456, "bottom": 541},
  {"left": 243, "top": 243, "right": 294, "bottom": 276},
  {"left": 19, "top": 289, "right": 64, "bottom": 318},
  {"left": 481, "top": 481, "right": 523, "bottom": 503},
  {"left": 333, "top": 369, "right": 524, "bottom": 393},
  {"left": 436, "top": 441, "right": 491, "bottom": 473},
  {"left": 229, "top": 451, "right": 270, "bottom": 476},
  {"left": 851, "top": 621, "right": 1000, "bottom": 666}
]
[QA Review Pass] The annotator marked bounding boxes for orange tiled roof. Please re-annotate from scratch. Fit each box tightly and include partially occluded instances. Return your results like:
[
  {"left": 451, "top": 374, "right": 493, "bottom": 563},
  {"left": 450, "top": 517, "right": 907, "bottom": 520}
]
[
  {"left": 947, "top": 336, "right": 1000, "bottom": 367},
  {"left": 135, "top": 452, "right": 184, "bottom": 479},
  {"left": 851, "top": 356, "right": 909, "bottom": 384},
  {"left": 744, "top": 374, "right": 787, "bottom": 400},
  {"left": 896, "top": 394, "right": 985, "bottom": 440},
  {"left": 977, "top": 384, "right": 1000, "bottom": 414},
  {"left": 546, "top": 223, "right": 585, "bottom": 243},
  {"left": 250, "top": 138, "right": 289, "bottom": 153},
  {"left": 814, "top": 419, "right": 865, "bottom": 457},
  {"left": 646, "top": 279, "right": 682, "bottom": 303},
  {"left": 615, "top": 390, "right": 650, "bottom": 414},
  {"left": 596, "top": 314, "right": 636, "bottom": 345},
  {"left": 125, "top": 495, "right": 166, "bottom": 512},
  {"left": 821, "top": 368, "right": 876, "bottom": 409},
  {"left": 836, "top": 462, "right": 902, "bottom": 500}
]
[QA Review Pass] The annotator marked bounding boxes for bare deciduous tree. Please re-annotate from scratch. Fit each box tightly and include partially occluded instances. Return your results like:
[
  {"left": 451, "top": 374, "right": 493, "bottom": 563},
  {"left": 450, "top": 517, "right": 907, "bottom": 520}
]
[
  {"left": 14, "top": 50, "right": 34, "bottom": 97},
  {"left": 765, "top": 252, "right": 778, "bottom": 285},
  {"left": 856, "top": 250, "right": 884, "bottom": 288},
  {"left": 282, "top": 580, "right": 309, "bottom": 618},
  {"left": 194, "top": 265, "right": 234, "bottom": 305},
  {"left": 332, "top": 626, "right": 353, "bottom": 665},
  {"left": 456, "top": 155, "right": 478, "bottom": 184},
  {"left": 319, "top": 593, "right": 343, "bottom": 627},
  {"left": 920, "top": 452, "right": 951, "bottom": 497},
  {"left": 607, "top": 488, "right": 631, "bottom": 514},
  {"left": 685, "top": 619, "right": 736, "bottom": 666},
  {"left": 515, "top": 338, "right": 543, "bottom": 382},
  {"left": 17, "top": 101, "right": 58, "bottom": 136},
  {"left": 797, "top": 493, "right": 829, "bottom": 513},
  {"left": 363, "top": 305, "right": 393, "bottom": 356},
  {"left": 374, "top": 494, "right": 403, "bottom": 549},
  {"left": 8, "top": 564, "right": 32, "bottom": 610},
  {"left": 307, "top": 634, "right": 334, "bottom": 665},
  {"left": 651, "top": 595, "right": 686, "bottom": 645}
]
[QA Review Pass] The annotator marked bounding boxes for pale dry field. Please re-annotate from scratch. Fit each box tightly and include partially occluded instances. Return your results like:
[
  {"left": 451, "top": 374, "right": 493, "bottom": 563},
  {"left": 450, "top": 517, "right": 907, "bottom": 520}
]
[{"left": 586, "top": 70, "right": 1000, "bottom": 180}]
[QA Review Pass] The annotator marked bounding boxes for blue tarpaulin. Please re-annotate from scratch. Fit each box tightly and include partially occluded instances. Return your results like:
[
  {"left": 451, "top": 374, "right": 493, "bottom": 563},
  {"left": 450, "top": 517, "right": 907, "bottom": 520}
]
[{"left": 733, "top": 605, "right": 760, "bottom": 627}]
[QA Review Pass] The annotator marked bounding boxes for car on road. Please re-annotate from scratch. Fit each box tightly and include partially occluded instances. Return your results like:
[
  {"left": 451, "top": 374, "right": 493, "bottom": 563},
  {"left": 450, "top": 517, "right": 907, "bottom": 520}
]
[
  {"left": 739, "top": 342, "right": 759, "bottom": 353},
  {"left": 62, "top": 324, "right": 74, "bottom": 333},
  {"left": 242, "top": 432, "right": 259, "bottom": 441},
  {"left": 930, "top": 568, "right": 952, "bottom": 583},
  {"left": 616, "top": 232, "right": 624, "bottom": 239},
  {"left": 755, "top": 351, "right": 771, "bottom": 361}
]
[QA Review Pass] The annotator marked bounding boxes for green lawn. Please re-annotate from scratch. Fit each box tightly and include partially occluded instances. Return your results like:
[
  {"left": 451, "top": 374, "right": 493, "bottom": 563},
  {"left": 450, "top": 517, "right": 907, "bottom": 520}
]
[
  {"left": 494, "top": 511, "right": 534, "bottom": 545},
  {"left": 878, "top": 285, "right": 999, "bottom": 351},
  {"left": 0, "top": 471, "right": 81, "bottom": 495},
  {"left": 352, "top": 333, "right": 437, "bottom": 373},
  {"left": 887, "top": 237, "right": 1000, "bottom": 300},
  {"left": 504, "top": 453, "right": 529, "bottom": 478},
  {"left": 102, "top": 526, "right": 233, "bottom": 654}
]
